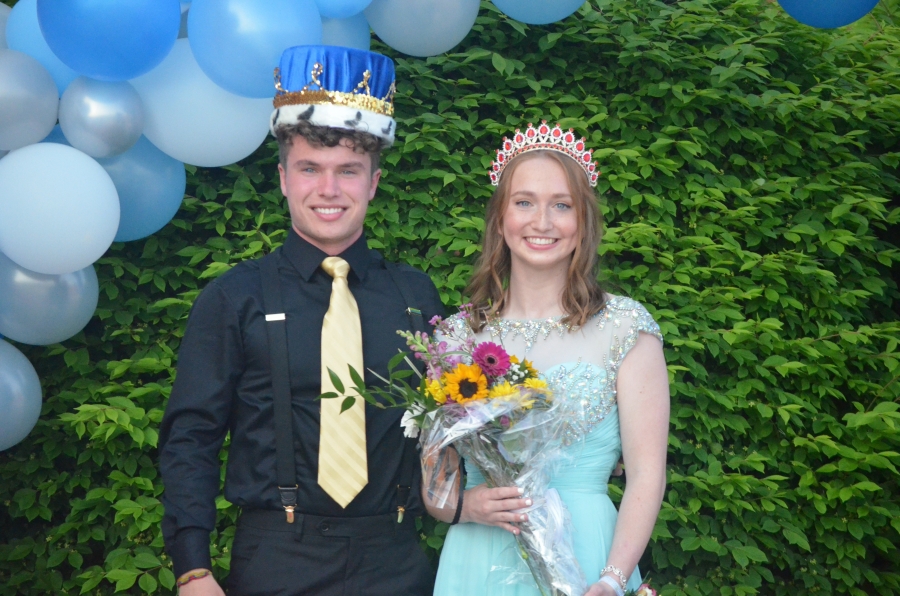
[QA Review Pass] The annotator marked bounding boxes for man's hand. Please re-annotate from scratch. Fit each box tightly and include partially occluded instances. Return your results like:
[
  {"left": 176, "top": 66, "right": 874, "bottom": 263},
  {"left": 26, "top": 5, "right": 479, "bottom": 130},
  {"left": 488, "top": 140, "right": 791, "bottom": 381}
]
[
  {"left": 460, "top": 484, "right": 532, "bottom": 535},
  {"left": 178, "top": 572, "right": 225, "bottom": 596}
]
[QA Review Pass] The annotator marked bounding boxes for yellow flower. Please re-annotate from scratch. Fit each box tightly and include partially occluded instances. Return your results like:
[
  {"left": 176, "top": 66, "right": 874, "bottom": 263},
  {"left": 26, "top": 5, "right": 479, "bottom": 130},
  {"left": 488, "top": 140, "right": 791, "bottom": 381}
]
[
  {"left": 425, "top": 379, "right": 447, "bottom": 404},
  {"left": 523, "top": 378, "right": 547, "bottom": 390},
  {"left": 509, "top": 355, "right": 520, "bottom": 365},
  {"left": 488, "top": 381, "right": 517, "bottom": 399},
  {"left": 444, "top": 363, "right": 489, "bottom": 404},
  {"left": 522, "top": 359, "right": 538, "bottom": 376}
]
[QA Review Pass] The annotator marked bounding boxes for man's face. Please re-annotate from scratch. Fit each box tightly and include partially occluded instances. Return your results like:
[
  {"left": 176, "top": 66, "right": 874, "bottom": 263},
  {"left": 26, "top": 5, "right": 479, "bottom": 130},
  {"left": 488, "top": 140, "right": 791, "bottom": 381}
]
[{"left": 278, "top": 135, "right": 380, "bottom": 255}]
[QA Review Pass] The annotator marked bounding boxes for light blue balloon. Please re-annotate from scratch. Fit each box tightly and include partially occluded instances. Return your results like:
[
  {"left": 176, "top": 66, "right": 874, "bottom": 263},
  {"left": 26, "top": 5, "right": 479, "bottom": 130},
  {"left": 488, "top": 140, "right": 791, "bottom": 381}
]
[
  {"left": 365, "top": 0, "right": 479, "bottom": 57},
  {"left": 492, "top": 0, "right": 585, "bottom": 25},
  {"left": 0, "top": 339, "right": 42, "bottom": 451},
  {"left": 96, "top": 136, "right": 186, "bottom": 242},
  {"left": 5, "top": 0, "right": 77, "bottom": 94},
  {"left": 0, "top": 143, "right": 120, "bottom": 275},
  {"left": 1, "top": 4, "right": 11, "bottom": 49},
  {"left": 130, "top": 39, "right": 272, "bottom": 167},
  {"left": 315, "top": 0, "right": 373, "bottom": 19},
  {"left": 777, "top": 0, "right": 879, "bottom": 28},
  {"left": 189, "top": 0, "right": 323, "bottom": 98},
  {"left": 36, "top": 0, "right": 181, "bottom": 81},
  {"left": 322, "top": 13, "right": 371, "bottom": 51},
  {"left": 0, "top": 251, "right": 98, "bottom": 345}
]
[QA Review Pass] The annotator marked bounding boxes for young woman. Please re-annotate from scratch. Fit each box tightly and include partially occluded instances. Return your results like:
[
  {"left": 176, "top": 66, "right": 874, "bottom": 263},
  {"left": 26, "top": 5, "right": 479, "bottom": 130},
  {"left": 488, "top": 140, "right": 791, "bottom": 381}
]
[{"left": 428, "top": 123, "right": 670, "bottom": 596}]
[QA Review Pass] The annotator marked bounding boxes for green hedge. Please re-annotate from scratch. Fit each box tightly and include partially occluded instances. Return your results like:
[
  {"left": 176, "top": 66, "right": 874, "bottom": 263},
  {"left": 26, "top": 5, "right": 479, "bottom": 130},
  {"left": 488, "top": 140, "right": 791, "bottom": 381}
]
[{"left": 2, "top": 1, "right": 899, "bottom": 594}]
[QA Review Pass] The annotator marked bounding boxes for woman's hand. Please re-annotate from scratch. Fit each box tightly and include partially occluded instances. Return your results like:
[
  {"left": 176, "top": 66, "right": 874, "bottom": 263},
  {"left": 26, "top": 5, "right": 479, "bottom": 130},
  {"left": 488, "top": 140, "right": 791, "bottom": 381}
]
[
  {"left": 584, "top": 580, "right": 618, "bottom": 596},
  {"left": 460, "top": 484, "right": 532, "bottom": 535}
]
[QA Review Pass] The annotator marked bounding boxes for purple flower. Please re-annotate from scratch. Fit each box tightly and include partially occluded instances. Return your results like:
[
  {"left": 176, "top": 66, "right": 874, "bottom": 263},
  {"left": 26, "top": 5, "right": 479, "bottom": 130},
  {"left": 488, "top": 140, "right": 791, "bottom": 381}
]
[{"left": 472, "top": 342, "right": 511, "bottom": 378}]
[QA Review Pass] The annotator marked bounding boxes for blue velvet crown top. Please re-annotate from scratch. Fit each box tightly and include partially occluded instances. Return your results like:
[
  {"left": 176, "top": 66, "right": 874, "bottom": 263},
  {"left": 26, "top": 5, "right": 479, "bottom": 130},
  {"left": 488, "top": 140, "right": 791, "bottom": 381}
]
[{"left": 276, "top": 45, "right": 395, "bottom": 101}]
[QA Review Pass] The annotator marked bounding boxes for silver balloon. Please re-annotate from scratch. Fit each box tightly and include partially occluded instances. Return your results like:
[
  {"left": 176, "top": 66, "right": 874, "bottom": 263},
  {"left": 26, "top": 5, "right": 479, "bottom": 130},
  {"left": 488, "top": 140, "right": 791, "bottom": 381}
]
[
  {"left": 0, "top": 250, "right": 99, "bottom": 345},
  {"left": 0, "top": 49, "right": 59, "bottom": 151},
  {"left": 0, "top": 339, "right": 42, "bottom": 451},
  {"left": 59, "top": 77, "right": 145, "bottom": 158}
]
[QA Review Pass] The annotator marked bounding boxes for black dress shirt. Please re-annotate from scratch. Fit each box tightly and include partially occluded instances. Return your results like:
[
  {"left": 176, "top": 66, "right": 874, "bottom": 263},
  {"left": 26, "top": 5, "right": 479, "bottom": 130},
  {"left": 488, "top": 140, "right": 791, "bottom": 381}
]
[{"left": 158, "top": 231, "right": 445, "bottom": 576}]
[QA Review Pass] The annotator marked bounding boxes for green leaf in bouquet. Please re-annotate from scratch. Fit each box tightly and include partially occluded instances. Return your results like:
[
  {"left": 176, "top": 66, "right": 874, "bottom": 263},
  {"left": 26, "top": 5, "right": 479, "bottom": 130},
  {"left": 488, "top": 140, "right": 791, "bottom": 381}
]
[
  {"left": 327, "top": 368, "right": 345, "bottom": 393},
  {"left": 340, "top": 396, "right": 356, "bottom": 413},
  {"left": 318, "top": 391, "right": 339, "bottom": 400},
  {"left": 348, "top": 365, "right": 365, "bottom": 391}
]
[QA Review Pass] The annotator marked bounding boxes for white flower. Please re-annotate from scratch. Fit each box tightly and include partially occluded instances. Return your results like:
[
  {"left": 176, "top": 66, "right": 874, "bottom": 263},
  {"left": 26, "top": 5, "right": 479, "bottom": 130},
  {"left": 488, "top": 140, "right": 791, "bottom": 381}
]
[{"left": 400, "top": 404, "right": 425, "bottom": 438}]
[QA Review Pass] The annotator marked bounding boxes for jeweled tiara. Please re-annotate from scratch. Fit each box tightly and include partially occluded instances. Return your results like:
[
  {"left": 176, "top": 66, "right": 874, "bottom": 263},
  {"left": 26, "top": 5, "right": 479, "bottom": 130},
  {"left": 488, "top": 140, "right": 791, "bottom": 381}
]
[{"left": 490, "top": 121, "right": 599, "bottom": 187}]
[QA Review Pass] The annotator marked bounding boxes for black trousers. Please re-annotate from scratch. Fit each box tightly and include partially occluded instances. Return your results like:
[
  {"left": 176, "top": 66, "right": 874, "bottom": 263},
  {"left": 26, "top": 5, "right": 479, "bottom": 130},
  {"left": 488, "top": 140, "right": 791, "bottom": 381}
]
[{"left": 227, "top": 509, "right": 434, "bottom": 596}]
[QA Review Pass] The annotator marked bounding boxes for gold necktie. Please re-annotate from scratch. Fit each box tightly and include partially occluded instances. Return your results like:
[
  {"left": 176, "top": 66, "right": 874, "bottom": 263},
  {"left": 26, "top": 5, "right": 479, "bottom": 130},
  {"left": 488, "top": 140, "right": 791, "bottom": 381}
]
[{"left": 318, "top": 256, "right": 368, "bottom": 507}]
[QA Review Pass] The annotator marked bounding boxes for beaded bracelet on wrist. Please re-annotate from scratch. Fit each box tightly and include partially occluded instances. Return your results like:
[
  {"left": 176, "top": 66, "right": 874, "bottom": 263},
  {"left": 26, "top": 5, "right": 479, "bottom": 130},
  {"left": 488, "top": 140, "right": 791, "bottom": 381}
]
[
  {"left": 176, "top": 569, "right": 211, "bottom": 588},
  {"left": 600, "top": 564, "right": 627, "bottom": 589}
]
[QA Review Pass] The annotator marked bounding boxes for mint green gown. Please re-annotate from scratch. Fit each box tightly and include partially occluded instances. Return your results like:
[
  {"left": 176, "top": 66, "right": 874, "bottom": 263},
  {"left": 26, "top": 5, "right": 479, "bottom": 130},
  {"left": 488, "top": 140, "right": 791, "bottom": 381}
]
[{"left": 433, "top": 296, "right": 662, "bottom": 596}]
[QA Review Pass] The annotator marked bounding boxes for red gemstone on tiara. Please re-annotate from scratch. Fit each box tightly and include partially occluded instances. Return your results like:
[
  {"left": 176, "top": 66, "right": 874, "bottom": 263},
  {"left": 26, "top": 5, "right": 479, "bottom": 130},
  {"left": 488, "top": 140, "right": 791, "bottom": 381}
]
[
  {"left": 588, "top": 163, "right": 596, "bottom": 172},
  {"left": 504, "top": 141, "right": 512, "bottom": 151},
  {"left": 527, "top": 128, "right": 536, "bottom": 137},
  {"left": 539, "top": 124, "right": 549, "bottom": 135},
  {"left": 515, "top": 134, "right": 524, "bottom": 143},
  {"left": 552, "top": 128, "right": 561, "bottom": 137},
  {"left": 498, "top": 154, "right": 505, "bottom": 162},
  {"left": 575, "top": 141, "right": 584, "bottom": 151},
  {"left": 582, "top": 153, "right": 590, "bottom": 162},
  {"left": 564, "top": 133, "right": 574, "bottom": 143}
]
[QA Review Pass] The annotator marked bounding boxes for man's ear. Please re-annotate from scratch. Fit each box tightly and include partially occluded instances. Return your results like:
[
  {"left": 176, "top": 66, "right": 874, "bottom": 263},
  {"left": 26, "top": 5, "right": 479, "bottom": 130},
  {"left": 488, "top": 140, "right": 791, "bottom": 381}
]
[
  {"left": 278, "top": 162, "right": 287, "bottom": 197},
  {"left": 368, "top": 168, "right": 382, "bottom": 201}
]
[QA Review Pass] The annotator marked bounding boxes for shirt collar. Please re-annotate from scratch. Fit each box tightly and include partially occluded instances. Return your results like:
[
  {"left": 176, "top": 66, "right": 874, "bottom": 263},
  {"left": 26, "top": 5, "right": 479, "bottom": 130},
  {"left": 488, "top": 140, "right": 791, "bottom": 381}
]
[{"left": 282, "top": 229, "right": 373, "bottom": 282}]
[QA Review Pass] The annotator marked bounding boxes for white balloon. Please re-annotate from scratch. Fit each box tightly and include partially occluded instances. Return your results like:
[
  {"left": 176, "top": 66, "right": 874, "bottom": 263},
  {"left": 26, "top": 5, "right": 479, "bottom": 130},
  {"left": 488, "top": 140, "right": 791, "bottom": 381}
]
[
  {"left": 0, "top": 143, "right": 120, "bottom": 275},
  {"left": 130, "top": 39, "right": 272, "bottom": 167},
  {"left": 0, "top": 49, "right": 59, "bottom": 151},
  {"left": 0, "top": 339, "right": 42, "bottom": 451},
  {"left": 365, "top": 0, "right": 479, "bottom": 57},
  {"left": 0, "top": 4, "right": 11, "bottom": 49}
]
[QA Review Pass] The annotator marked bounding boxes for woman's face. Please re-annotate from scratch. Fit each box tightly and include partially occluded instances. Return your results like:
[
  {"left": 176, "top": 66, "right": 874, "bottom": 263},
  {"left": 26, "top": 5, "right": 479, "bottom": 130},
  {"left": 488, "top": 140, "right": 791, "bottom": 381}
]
[{"left": 501, "top": 156, "right": 580, "bottom": 275}]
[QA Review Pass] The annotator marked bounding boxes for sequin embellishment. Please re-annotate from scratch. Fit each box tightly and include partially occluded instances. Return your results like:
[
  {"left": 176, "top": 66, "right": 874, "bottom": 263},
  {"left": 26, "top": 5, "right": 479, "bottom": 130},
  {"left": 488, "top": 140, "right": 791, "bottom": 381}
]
[{"left": 441, "top": 296, "right": 663, "bottom": 444}]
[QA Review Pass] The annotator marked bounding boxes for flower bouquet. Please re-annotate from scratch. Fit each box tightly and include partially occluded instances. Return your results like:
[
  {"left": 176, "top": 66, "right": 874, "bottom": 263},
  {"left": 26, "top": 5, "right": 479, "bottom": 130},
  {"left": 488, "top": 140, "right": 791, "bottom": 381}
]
[{"left": 321, "top": 313, "right": 587, "bottom": 596}]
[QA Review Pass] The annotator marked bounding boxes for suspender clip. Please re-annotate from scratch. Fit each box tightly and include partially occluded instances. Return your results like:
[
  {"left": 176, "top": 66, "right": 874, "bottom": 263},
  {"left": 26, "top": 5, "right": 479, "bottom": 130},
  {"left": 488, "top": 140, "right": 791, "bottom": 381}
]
[{"left": 278, "top": 484, "right": 299, "bottom": 523}]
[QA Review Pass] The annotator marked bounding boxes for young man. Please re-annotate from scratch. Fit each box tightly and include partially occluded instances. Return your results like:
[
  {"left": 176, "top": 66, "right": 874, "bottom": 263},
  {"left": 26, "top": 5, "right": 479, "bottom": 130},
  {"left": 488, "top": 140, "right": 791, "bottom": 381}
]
[{"left": 159, "top": 46, "right": 443, "bottom": 596}]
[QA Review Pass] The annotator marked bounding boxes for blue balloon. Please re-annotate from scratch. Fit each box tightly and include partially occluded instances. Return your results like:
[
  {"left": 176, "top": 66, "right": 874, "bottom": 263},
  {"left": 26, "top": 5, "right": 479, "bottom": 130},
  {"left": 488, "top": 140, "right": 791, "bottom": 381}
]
[
  {"left": 322, "top": 13, "right": 371, "bottom": 50},
  {"left": 36, "top": 0, "right": 181, "bottom": 81},
  {"left": 0, "top": 339, "right": 42, "bottom": 451},
  {"left": 315, "top": 0, "right": 373, "bottom": 19},
  {"left": 189, "top": 0, "right": 323, "bottom": 98},
  {"left": 492, "top": 0, "right": 585, "bottom": 25},
  {"left": 40, "top": 124, "right": 69, "bottom": 145},
  {"left": 96, "top": 136, "right": 186, "bottom": 242},
  {"left": 5, "top": 0, "right": 77, "bottom": 94},
  {"left": 777, "top": 0, "right": 879, "bottom": 28}
]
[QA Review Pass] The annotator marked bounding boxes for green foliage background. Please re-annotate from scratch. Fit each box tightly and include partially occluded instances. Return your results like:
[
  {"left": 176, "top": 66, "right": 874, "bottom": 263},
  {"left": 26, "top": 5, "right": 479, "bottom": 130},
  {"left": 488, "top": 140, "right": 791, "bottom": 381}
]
[{"left": 2, "top": 0, "right": 899, "bottom": 594}]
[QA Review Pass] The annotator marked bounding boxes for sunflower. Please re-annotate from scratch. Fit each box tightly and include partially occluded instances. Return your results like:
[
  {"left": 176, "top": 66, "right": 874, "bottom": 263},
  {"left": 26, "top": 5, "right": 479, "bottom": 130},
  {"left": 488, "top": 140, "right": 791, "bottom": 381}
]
[
  {"left": 521, "top": 358, "right": 538, "bottom": 378},
  {"left": 488, "top": 381, "right": 517, "bottom": 399},
  {"left": 425, "top": 379, "right": 447, "bottom": 404},
  {"left": 523, "top": 378, "right": 547, "bottom": 390},
  {"left": 444, "top": 363, "right": 489, "bottom": 404}
]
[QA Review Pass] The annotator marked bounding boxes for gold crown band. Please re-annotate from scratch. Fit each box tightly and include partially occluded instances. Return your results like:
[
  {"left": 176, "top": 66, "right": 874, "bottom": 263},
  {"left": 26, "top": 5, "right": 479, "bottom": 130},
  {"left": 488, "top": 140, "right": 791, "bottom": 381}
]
[{"left": 273, "top": 89, "right": 395, "bottom": 116}]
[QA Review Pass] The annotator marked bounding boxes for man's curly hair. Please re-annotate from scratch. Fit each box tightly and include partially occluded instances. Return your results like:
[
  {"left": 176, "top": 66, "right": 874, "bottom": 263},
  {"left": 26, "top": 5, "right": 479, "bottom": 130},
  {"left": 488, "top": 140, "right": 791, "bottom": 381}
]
[{"left": 276, "top": 120, "right": 386, "bottom": 173}]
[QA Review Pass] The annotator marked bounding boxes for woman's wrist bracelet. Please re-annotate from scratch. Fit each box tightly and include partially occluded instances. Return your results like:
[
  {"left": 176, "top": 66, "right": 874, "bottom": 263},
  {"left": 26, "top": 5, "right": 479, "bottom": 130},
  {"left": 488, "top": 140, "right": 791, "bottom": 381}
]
[
  {"left": 176, "top": 569, "right": 211, "bottom": 588},
  {"left": 600, "top": 564, "right": 627, "bottom": 590},
  {"left": 598, "top": 575, "right": 625, "bottom": 596}
]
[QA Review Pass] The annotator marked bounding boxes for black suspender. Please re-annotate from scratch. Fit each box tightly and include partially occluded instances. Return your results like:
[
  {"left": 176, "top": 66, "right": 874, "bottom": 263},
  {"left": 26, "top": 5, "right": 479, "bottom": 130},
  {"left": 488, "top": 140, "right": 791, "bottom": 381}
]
[
  {"left": 384, "top": 261, "right": 428, "bottom": 335},
  {"left": 258, "top": 251, "right": 430, "bottom": 525},
  {"left": 259, "top": 252, "right": 299, "bottom": 523}
]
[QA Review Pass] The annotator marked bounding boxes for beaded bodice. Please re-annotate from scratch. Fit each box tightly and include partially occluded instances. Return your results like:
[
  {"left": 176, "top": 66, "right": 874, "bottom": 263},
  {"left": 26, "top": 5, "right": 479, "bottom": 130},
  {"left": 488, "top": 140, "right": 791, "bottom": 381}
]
[{"left": 443, "top": 295, "right": 662, "bottom": 445}]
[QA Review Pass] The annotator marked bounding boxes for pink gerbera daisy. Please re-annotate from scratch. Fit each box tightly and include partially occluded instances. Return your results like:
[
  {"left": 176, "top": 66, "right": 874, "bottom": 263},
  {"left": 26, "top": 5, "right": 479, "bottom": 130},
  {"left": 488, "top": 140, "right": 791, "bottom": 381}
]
[{"left": 472, "top": 342, "right": 511, "bottom": 378}]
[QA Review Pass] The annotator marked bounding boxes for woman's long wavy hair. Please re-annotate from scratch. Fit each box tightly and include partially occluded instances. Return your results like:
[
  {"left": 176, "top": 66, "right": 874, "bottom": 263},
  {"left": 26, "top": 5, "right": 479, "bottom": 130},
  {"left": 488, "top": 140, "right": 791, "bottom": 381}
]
[{"left": 467, "top": 150, "right": 606, "bottom": 332}]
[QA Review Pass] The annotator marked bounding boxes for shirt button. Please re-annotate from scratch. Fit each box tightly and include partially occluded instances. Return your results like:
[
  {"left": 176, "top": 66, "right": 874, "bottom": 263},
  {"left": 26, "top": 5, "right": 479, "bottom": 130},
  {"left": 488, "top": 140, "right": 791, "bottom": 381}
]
[{"left": 319, "top": 521, "right": 330, "bottom": 533}]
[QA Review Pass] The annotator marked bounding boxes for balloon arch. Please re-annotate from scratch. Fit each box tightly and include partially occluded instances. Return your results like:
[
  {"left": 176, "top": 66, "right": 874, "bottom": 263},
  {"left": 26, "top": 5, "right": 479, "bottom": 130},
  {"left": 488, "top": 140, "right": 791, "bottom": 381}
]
[{"left": 0, "top": 0, "right": 883, "bottom": 448}]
